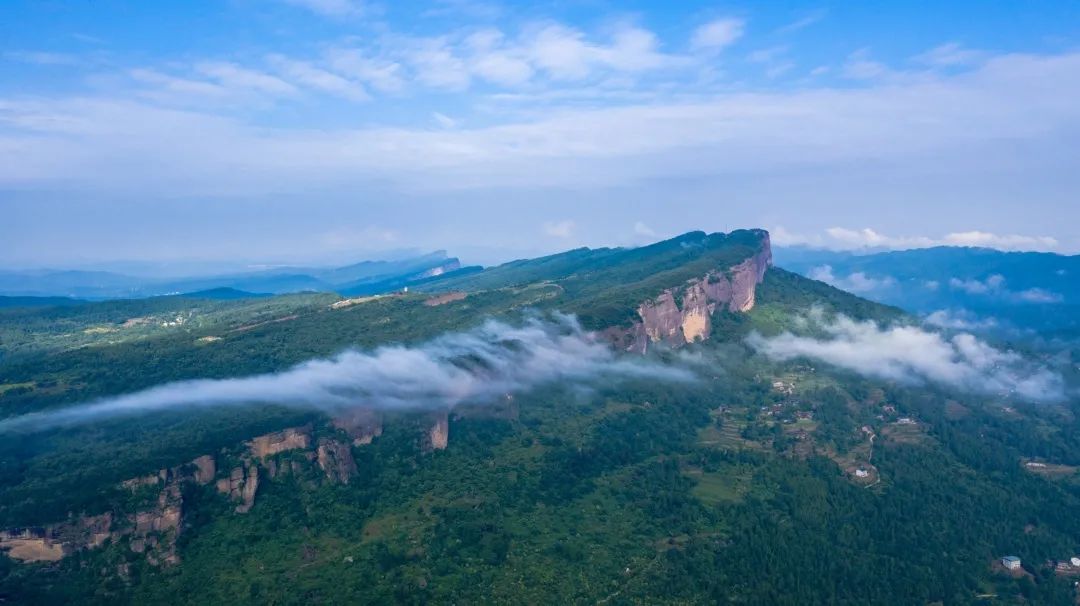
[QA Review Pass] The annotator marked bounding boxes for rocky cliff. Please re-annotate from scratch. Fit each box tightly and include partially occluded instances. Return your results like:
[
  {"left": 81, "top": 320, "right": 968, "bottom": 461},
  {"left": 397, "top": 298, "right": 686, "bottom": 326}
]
[
  {"left": 426, "top": 410, "right": 450, "bottom": 451},
  {"left": 2, "top": 421, "right": 366, "bottom": 565},
  {"left": 617, "top": 232, "right": 772, "bottom": 353}
]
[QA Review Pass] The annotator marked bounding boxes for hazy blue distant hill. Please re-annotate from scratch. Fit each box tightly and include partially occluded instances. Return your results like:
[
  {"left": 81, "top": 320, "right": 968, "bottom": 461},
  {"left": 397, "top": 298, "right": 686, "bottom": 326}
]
[
  {"left": 0, "top": 252, "right": 462, "bottom": 299},
  {"left": 775, "top": 246, "right": 1080, "bottom": 331},
  {"left": 0, "top": 295, "right": 87, "bottom": 309},
  {"left": 177, "top": 288, "right": 269, "bottom": 300}
]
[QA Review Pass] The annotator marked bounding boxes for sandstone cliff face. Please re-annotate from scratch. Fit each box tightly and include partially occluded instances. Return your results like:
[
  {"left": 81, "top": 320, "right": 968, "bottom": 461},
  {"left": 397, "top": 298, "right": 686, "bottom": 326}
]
[
  {"left": 0, "top": 451, "right": 207, "bottom": 566},
  {"left": 192, "top": 455, "right": 216, "bottom": 485},
  {"left": 216, "top": 461, "right": 260, "bottom": 514},
  {"left": 3, "top": 422, "right": 371, "bottom": 566},
  {"left": 426, "top": 411, "right": 450, "bottom": 451},
  {"left": 317, "top": 439, "right": 358, "bottom": 484},
  {"left": 248, "top": 425, "right": 312, "bottom": 458},
  {"left": 625, "top": 235, "right": 772, "bottom": 352},
  {"left": 0, "top": 512, "right": 113, "bottom": 562}
]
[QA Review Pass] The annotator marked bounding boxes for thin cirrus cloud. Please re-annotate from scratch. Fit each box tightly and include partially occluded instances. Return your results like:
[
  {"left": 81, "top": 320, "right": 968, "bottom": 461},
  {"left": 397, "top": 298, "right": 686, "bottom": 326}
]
[{"left": 279, "top": 0, "right": 366, "bottom": 17}]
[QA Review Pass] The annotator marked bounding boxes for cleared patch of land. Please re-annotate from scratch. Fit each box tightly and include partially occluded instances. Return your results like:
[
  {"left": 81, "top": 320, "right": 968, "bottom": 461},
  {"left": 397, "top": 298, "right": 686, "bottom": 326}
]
[
  {"left": 423, "top": 292, "right": 467, "bottom": 306},
  {"left": 0, "top": 538, "right": 65, "bottom": 562}
]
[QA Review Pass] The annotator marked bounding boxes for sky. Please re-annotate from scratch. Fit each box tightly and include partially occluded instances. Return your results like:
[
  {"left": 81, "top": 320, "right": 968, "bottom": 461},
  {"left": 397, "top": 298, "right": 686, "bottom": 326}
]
[{"left": 1, "top": 0, "right": 1079, "bottom": 269}]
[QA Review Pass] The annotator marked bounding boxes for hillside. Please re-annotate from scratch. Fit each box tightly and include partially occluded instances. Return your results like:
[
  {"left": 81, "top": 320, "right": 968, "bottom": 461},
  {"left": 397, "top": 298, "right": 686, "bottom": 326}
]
[{"left": 2, "top": 231, "right": 1079, "bottom": 605}]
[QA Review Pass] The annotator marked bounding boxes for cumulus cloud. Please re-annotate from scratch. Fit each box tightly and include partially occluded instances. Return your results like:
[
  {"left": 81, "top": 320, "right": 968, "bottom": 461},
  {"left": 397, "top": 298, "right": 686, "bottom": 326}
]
[
  {"left": 543, "top": 219, "right": 575, "bottom": 238},
  {"left": 949, "top": 274, "right": 1005, "bottom": 294},
  {"left": 808, "top": 265, "right": 896, "bottom": 293},
  {"left": 923, "top": 309, "right": 998, "bottom": 331},
  {"left": 747, "top": 312, "right": 1064, "bottom": 402},
  {"left": 0, "top": 315, "right": 691, "bottom": 434},
  {"left": 691, "top": 18, "right": 745, "bottom": 51}
]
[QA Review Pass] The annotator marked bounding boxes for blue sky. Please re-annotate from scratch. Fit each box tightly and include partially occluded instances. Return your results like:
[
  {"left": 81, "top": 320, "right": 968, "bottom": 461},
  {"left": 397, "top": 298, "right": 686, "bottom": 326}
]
[{"left": 2, "top": 0, "right": 1079, "bottom": 268}]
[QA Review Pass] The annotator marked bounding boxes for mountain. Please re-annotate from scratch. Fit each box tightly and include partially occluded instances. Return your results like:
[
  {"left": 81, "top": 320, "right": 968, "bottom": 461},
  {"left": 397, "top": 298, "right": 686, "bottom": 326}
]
[
  {"left": 1, "top": 230, "right": 1078, "bottom": 605},
  {"left": 0, "top": 295, "right": 87, "bottom": 309},
  {"left": 775, "top": 245, "right": 1080, "bottom": 332},
  {"left": 0, "top": 252, "right": 463, "bottom": 300}
]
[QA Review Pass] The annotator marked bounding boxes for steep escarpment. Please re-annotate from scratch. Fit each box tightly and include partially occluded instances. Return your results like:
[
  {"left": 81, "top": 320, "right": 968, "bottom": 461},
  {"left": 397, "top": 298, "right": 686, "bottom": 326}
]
[{"left": 612, "top": 232, "right": 772, "bottom": 352}]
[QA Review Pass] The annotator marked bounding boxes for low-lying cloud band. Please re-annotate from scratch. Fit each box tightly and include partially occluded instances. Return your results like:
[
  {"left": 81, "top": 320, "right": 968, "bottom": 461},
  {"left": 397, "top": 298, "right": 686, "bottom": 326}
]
[
  {"left": 747, "top": 311, "right": 1065, "bottom": 402},
  {"left": 0, "top": 315, "right": 692, "bottom": 434}
]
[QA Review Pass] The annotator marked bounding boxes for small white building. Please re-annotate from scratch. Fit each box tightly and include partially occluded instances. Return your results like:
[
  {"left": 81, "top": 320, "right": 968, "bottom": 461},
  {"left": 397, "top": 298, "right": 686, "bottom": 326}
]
[
  {"left": 855, "top": 469, "right": 869, "bottom": 478},
  {"left": 1002, "top": 556, "right": 1021, "bottom": 570}
]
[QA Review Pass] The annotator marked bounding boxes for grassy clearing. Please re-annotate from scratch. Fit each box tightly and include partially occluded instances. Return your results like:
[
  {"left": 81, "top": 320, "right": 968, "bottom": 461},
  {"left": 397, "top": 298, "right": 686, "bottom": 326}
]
[{"left": 688, "top": 469, "right": 749, "bottom": 505}]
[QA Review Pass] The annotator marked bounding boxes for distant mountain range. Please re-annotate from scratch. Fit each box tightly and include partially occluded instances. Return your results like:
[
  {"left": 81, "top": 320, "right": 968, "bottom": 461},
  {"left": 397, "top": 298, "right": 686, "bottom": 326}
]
[
  {"left": 775, "top": 246, "right": 1080, "bottom": 332},
  {"left": 0, "top": 252, "right": 467, "bottom": 300}
]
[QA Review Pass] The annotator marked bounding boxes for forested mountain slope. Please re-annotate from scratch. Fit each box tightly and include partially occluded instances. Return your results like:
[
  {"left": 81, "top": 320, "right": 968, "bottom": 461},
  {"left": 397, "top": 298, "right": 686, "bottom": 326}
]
[{"left": 1, "top": 231, "right": 1078, "bottom": 605}]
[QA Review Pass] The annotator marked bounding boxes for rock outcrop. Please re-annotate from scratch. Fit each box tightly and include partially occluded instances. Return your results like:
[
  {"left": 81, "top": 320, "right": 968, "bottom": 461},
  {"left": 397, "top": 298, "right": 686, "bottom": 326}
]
[
  {"left": 0, "top": 512, "right": 113, "bottom": 562},
  {"left": 192, "top": 455, "right": 216, "bottom": 485},
  {"left": 3, "top": 421, "right": 385, "bottom": 566},
  {"left": 426, "top": 411, "right": 450, "bottom": 451},
  {"left": 216, "top": 461, "right": 260, "bottom": 514},
  {"left": 316, "top": 439, "right": 358, "bottom": 484},
  {"left": 1, "top": 451, "right": 206, "bottom": 566},
  {"left": 332, "top": 408, "right": 384, "bottom": 446},
  {"left": 620, "top": 233, "right": 772, "bottom": 352},
  {"left": 130, "top": 484, "right": 184, "bottom": 565},
  {"left": 248, "top": 425, "right": 312, "bottom": 458}
]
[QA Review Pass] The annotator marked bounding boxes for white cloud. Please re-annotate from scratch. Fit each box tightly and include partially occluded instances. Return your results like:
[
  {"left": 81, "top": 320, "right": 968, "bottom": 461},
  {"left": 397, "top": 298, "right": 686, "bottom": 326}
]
[
  {"left": 691, "top": 18, "right": 745, "bottom": 51},
  {"left": 268, "top": 55, "right": 369, "bottom": 101},
  {"left": 914, "top": 43, "right": 985, "bottom": 68},
  {"left": 748, "top": 312, "right": 1064, "bottom": 402},
  {"left": 280, "top": 0, "right": 365, "bottom": 17},
  {"left": 1016, "top": 288, "right": 1063, "bottom": 303},
  {"left": 941, "top": 231, "right": 1058, "bottom": 250},
  {"left": 778, "top": 227, "right": 1061, "bottom": 253},
  {"left": 825, "top": 227, "right": 936, "bottom": 249},
  {"left": 923, "top": 310, "right": 998, "bottom": 331},
  {"left": 326, "top": 49, "right": 407, "bottom": 94},
  {"left": 776, "top": 10, "right": 826, "bottom": 35},
  {"left": 948, "top": 275, "right": 1063, "bottom": 303},
  {"left": 2, "top": 50, "right": 1080, "bottom": 222},
  {"left": 949, "top": 274, "right": 1004, "bottom": 295},
  {"left": 432, "top": 112, "right": 458, "bottom": 129},
  {"left": 633, "top": 221, "right": 656, "bottom": 237},
  {"left": 0, "top": 315, "right": 692, "bottom": 433},
  {"left": 543, "top": 220, "right": 575, "bottom": 238},
  {"left": 808, "top": 265, "right": 896, "bottom": 293},
  {"left": 406, "top": 38, "right": 472, "bottom": 90},
  {"left": 523, "top": 23, "right": 679, "bottom": 81},
  {"left": 842, "top": 49, "right": 891, "bottom": 80},
  {"left": 195, "top": 62, "right": 299, "bottom": 96}
]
